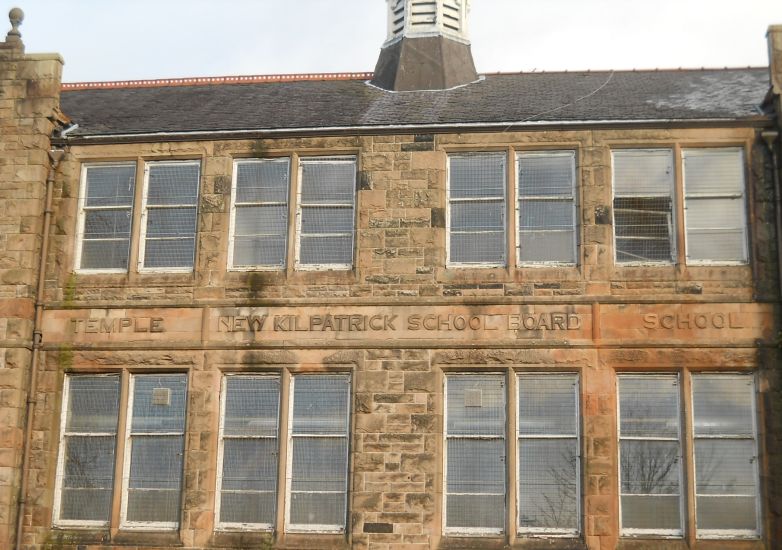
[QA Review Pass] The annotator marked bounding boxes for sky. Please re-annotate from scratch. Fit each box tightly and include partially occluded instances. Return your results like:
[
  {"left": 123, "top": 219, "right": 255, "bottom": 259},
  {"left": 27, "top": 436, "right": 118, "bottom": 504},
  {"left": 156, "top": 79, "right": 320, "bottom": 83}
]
[{"left": 3, "top": 0, "right": 782, "bottom": 83}]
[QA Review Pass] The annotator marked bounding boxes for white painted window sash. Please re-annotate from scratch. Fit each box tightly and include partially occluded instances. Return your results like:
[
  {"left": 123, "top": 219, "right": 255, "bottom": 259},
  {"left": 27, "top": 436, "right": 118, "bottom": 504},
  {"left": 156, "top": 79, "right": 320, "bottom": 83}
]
[
  {"left": 228, "top": 158, "right": 291, "bottom": 271},
  {"left": 138, "top": 160, "right": 201, "bottom": 273},
  {"left": 75, "top": 163, "right": 137, "bottom": 274},
  {"left": 516, "top": 151, "right": 578, "bottom": 266},
  {"left": 617, "top": 374, "right": 684, "bottom": 538},
  {"left": 294, "top": 157, "right": 356, "bottom": 271}
]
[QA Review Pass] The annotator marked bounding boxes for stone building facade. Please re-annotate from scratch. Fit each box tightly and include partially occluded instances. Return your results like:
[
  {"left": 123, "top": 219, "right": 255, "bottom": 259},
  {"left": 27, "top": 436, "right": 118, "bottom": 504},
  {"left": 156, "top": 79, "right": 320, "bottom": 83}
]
[{"left": 2, "top": 3, "right": 782, "bottom": 550}]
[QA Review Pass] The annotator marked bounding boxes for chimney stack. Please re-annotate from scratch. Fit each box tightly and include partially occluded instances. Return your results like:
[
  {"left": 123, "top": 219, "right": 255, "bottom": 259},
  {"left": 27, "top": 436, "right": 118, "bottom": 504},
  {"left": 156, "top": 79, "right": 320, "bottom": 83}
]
[{"left": 371, "top": 0, "right": 478, "bottom": 92}]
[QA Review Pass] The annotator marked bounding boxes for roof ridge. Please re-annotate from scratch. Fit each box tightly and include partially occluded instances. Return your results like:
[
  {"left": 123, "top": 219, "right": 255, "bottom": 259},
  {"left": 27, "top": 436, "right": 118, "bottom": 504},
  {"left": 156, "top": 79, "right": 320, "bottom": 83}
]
[
  {"left": 482, "top": 66, "right": 767, "bottom": 76},
  {"left": 61, "top": 71, "right": 375, "bottom": 91}
]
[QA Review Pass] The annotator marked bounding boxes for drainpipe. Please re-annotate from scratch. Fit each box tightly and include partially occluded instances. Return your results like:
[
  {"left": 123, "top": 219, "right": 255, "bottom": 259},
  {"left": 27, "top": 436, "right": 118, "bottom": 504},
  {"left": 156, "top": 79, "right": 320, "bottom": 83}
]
[
  {"left": 762, "top": 130, "right": 782, "bottom": 299},
  {"left": 15, "top": 149, "right": 64, "bottom": 550}
]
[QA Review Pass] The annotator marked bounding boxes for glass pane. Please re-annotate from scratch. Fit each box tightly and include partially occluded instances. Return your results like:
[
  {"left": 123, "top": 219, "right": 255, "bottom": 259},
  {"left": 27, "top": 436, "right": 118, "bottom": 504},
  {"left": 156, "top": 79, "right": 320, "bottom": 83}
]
[
  {"left": 66, "top": 376, "right": 120, "bottom": 433},
  {"left": 518, "top": 231, "right": 576, "bottom": 264},
  {"left": 620, "top": 440, "right": 681, "bottom": 495},
  {"left": 289, "top": 492, "right": 346, "bottom": 527},
  {"left": 518, "top": 153, "right": 574, "bottom": 197},
  {"left": 446, "top": 439, "right": 504, "bottom": 494},
  {"left": 126, "top": 489, "right": 180, "bottom": 524},
  {"left": 221, "top": 491, "right": 276, "bottom": 526},
  {"left": 300, "top": 161, "right": 355, "bottom": 204},
  {"left": 695, "top": 440, "right": 756, "bottom": 495},
  {"left": 83, "top": 209, "right": 132, "bottom": 239},
  {"left": 685, "top": 197, "right": 744, "bottom": 230},
  {"left": 224, "top": 376, "right": 279, "bottom": 437},
  {"left": 684, "top": 149, "right": 744, "bottom": 195},
  {"left": 518, "top": 375, "right": 577, "bottom": 436},
  {"left": 697, "top": 495, "right": 757, "bottom": 532},
  {"left": 145, "top": 208, "right": 197, "bottom": 238},
  {"left": 233, "top": 235, "right": 287, "bottom": 267},
  {"left": 449, "top": 154, "right": 505, "bottom": 199},
  {"left": 519, "top": 200, "right": 574, "bottom": 230},
  {"left": 300, "top": 206, "right": 354, "bottom": 234},
  {"left": 686, "top": 230, "right": 746, "bottom": 263},
  {"left": 235, "top": 205, "right": 288, "bottom": 235},
  {"left": 292, "top": 376, "right": 349, "bottom": 435},
  {"left": 613, "top": 150, "right": 673, "bottom": 196},
  {"left": 80, "top": 240, "right": 131, "bottom": 270},
  {"left": 222, "top": 439, "right": 278, "bottom": 491},
  {"left": 619, "top": 376, "right": 679, "bottom": 438},
  {"left": 451, "top": 201, "right": 504, "bottom": 231},
  {"left": 621, "top": 495, "right": 681, "bottom": 531},
  {"left": 147, "top": 163, "right": 200, "bottom": 206},
  {"left": 614, "top": 196, "right": 674, "bottom": 263},
  {"left": 299, "top": 235, "right": 353, "bottom": 266},
  {"left": 85, "top": 165, "right": 136, "bottom": 207},
  {"left": 290, "top": 437, "right": 348, "bottom": 492},
  {"left": 446, "top": 494, "right": 505, "bottom": 530},
  {"left": 143, "top": 238, "right": 196, "bottom": 269},
  {"left": 131, "top": 375, "right": 188, "bottom": 433},
  {"left": 128, "top": 436, "right": 184, "bottom": 490},
  {"left": 60, "top": 436, "right": 116, "bottom": 522},
  {"left": 518, "top": 439, "right": 578, "bottom": 530},
  {"left": 692, "top": 375, "right": 755, "bottom": 437},
  {"left": 447, "top": 375, "right": 505, "bottom": 436},
  {"left": 236, "top": 159, "right": 290, "bottom": 203},
  {"left": 449, "top": 231, "right": 505, "bottom": 265}
]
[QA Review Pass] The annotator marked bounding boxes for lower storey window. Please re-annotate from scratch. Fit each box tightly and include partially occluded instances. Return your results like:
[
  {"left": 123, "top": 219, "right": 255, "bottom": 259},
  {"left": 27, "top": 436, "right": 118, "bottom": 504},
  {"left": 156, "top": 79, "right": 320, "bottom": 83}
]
[
  {"left": 618, "top": 372, "right": 760, "bottom": 539},
  {"left": 444, "top": 373, "right": 580, "bottom": 536},
  {"left": 216, "top": 373, "right": 351, "bottom": 533}
]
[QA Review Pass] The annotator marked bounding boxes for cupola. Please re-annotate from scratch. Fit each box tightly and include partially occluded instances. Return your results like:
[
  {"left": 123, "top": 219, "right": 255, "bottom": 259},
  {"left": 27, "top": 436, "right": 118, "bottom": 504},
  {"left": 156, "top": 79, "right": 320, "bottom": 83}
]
[{"left": 371, "top": 0, "right": 478, "bottom": 92}]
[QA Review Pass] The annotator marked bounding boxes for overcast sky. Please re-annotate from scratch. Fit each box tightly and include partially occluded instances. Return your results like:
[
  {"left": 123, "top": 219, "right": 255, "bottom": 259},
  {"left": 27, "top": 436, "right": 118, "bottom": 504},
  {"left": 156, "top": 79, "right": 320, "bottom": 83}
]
[{"left": 4, "top": 0, "right": 782, "bottom": 83}]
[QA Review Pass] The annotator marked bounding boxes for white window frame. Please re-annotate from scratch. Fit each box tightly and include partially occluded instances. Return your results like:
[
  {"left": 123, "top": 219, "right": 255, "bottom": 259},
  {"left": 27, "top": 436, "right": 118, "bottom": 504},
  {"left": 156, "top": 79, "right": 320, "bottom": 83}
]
[
  {"left": 611, "top": 149, "right": 677, "bottom": 265},
  {"left": 515, "top": 151, "right": 578, "bottom": 266},
  {"left": 516, "top": 373, "right": 581, "bottom": 537},
  {"left": 215, "top": 374, "right": 281, "bottom": 531},
  {"left": 446, "top": 153, "right": 508, "bottom": 269},
  {"left": 692, "top": 373, "right": 761, "bottom": 540},
  {"left": 682, "top": 148, "right": 749, "bottom": 266},
  {"left": 443, "top": 373, "right": 506, "bottom": 537},
  {"left": 294, "top": 156, "right": 357, "bottom": 271},
  {"left": 74, "top": 163, "right": 137, "bottom": 274},
  {"left": 617, "top": 373, "right": 685, "bottom": 538},
  {"left": 284, "top": 374, "right": 351, "bottom": 534},
  {"left": 53, "top": 374, "right": 120, "bottom": 529},
  {"left": 137, "top": 160, "right": 201, "bottom": 274},
  {"left": 119, "top": 374, "right": 187, "bottom": 531},
  {"left": 228, "top": 158, "right": 291, "bottom": 271}
]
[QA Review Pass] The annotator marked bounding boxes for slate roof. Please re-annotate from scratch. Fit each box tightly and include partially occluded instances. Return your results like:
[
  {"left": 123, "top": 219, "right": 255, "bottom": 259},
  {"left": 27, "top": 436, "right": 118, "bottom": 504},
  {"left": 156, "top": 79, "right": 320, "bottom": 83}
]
[{"left": 59, "top": 68, "right": 773, "bottom": 139}]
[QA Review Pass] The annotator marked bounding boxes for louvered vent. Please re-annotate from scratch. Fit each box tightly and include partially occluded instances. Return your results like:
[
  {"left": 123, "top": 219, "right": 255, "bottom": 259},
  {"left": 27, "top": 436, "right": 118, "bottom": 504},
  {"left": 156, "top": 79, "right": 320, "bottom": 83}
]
[{"left": 385, "top": 0, "right": 470, "bottom": 44}]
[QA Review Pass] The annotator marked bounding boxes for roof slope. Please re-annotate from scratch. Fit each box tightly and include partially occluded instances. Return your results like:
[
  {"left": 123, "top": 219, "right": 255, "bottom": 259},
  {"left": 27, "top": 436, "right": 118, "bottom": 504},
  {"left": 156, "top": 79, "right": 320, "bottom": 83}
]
[{"left": 60, "top": 68, "right": 771, "bottom": 138}]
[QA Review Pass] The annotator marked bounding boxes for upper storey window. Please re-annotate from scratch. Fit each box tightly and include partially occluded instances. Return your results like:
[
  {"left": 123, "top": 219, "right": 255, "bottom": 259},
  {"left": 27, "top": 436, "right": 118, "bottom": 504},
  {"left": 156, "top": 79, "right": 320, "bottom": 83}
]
[
  {"left": 612, "top": 148, "right": 747, "bottom": 265},
  {"left": 76, "top": 164, "right": 137, "bottom": 272}
]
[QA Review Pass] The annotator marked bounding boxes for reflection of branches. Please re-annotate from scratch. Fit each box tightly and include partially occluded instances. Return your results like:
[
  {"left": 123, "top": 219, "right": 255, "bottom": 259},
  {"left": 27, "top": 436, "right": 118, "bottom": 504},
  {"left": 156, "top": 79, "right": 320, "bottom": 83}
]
[
  {"left": 538, "top": 447, "right": 577, "bottom": 528},
  {"left": 621, "top": 442, "right": 678, "bottom": 494}
]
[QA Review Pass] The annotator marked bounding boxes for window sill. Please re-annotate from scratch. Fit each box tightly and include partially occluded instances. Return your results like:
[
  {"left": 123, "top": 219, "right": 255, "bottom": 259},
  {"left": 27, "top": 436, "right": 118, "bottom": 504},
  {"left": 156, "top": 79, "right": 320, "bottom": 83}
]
[
  {"left": 112, "top": 529, "right": 183, "bottom": 546},
  {"left": 276, "top": 532, "right": 348, "bottom": 549}
]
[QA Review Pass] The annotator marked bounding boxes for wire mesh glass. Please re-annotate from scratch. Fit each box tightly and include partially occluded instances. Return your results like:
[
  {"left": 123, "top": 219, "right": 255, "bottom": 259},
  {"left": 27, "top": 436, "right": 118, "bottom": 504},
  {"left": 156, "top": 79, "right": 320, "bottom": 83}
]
[
  {"left": 292, "top": 375, "right": 350, "bottom": 435},
  {"left": 448, "top": 154, "right": 506, "bottom": 265},
  {"left": 298, "top": 159, "right": 355, "bottom": 267},
  {"left": 619, "top": 376, "right": 679, "bottom": 438},
  {"left": 613, "top": 150, "right": 674, "bottom": 263},
  {"left": 85, "top": 165, "right": 136, "bottom": 208},
  {"left": 147, "top": 164, "right": 200, "bottom": 206},
  {"left": 518, "top": 375, "right": 577, "bottom": 436},
  {"left": 446, "top": 375, "right": 505, "bottom": 436},
  {"left": 518, "top": 439, "right": 578, "bottom": 530}
]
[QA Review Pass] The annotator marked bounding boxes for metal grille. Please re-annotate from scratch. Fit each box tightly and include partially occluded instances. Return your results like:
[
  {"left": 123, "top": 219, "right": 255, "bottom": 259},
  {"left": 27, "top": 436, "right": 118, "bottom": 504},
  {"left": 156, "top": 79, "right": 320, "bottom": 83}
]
[
  {"left": 79, "top": 164, "right": 136, "bottom": 270},
  {"left": 142, "top": 162, "right": 200, "bottom": 269},
  {"left": 123, "top": 374, "right": 187, "bottom": 528},
  {"left": 683, "top": 148, "right": 747, "bottom": 263},
  {"left": 231, "top": 159, "right": 290, "bottom": 268},
  {"left": 444, "top": 374, "right": 505, "bottom": 534},
  {"left": 517, "top": 374, "right": 579, "bottom": 533},
  {"left": 218, "top": 375, "right": 280, "bottom": 528},
  {"left": 692, "top": 374, "right": 759, "bottom": 535},
  {"left": 517, "top": 152, "right": 577, "bottom": 264},
  {"left": 287, "top": 375, "right": 350, "bottom": 532},
  {"left": 297, "top": 158, "right": 356, "bottom": 269},
  {"left": 448, "top": 154, "right": 506, "bottom": 266},
  {"left": 612, "top": 150, "right": 675, "bottom": 263},
  {"left": 618, "top": 375, "right": 682, "bottom": 535},
  {"left": 55, "top": 375, "right": 120, "bottom": 525}
]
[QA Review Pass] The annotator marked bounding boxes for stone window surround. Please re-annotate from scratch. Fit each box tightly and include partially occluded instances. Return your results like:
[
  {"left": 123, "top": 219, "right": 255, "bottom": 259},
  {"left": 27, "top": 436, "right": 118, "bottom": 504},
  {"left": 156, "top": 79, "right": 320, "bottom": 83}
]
[
  {"left": 54, "top": 371, "right": 189, "bottom": 533},
  {"left": 610, "top": 146, "right": 749, "bottom": 267},
  {"left": 616, "top": 370, "right": 762, "bottom": 542}
]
